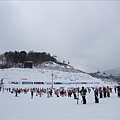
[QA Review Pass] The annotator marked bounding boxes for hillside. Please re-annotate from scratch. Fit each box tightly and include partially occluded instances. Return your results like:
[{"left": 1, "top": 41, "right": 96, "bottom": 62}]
[
  {"left": 105, "top": 67, "right": 120, "bottom": 76},
  {"left": 0, "top": 62, "right": 117, "bottom": 89}
]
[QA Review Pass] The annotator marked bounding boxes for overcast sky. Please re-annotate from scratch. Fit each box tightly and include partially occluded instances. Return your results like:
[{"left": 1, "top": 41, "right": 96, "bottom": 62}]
[{"left": 0, "top": 1, "right": 120, "bottom": 72}]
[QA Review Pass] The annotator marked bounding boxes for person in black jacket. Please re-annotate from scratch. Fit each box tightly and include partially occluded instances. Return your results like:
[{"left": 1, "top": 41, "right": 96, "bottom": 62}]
[
  {"left": 31, "top": 89, "right": 34, "bottom": 99},
  {"left": 94, "top": 88, "right": 99, "bottom": 103},
  {"left": 15, "top": 89, "right": 18, "bottom": 97},
  {"left": 80, "top": 87, "right": 87, "bottom": 104},
  {"left": 117, "top": 86, "right": 120, "bottom": 98}
]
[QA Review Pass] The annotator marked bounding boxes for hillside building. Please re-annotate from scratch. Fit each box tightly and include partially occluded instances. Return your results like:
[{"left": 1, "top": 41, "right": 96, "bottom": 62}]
[{"left": 24, "top": 61, "right": 33, "bottom": 68}]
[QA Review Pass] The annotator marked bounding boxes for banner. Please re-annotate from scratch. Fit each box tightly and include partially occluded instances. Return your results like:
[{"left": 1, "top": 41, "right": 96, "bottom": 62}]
[
  {"left": 8, "top": 82, "right": 21, "bottom": 84},
  {"left": 54, "top": 82, "right": 63, "bottom": 85},
  {"left": 34, "top": 82, "right": 44, "bottom": 84},
  {"left": 22, "top": 82, "right": 33, "bottom": 84},
  {"left": 7, "top": 81, "right": 100, "bottom": 85}
]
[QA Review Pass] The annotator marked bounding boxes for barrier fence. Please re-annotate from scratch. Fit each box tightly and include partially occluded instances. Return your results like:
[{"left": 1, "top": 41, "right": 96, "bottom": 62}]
[{"left": 8, "top": 81, "right": 100, "bottom": 85}]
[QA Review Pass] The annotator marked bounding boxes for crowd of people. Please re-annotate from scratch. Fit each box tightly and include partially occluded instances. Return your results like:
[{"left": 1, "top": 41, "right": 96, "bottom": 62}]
[{"left": 0, "top": 85, "right": 120, "bottom": 104}]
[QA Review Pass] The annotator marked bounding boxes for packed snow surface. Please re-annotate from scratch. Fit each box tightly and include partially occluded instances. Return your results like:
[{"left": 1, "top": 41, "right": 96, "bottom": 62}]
[
  {"left": 0, "top": 67, "right": 119, "bottom": 120},
  {"left": 0, "top": 89, "right": 120, "bottom": 120}
]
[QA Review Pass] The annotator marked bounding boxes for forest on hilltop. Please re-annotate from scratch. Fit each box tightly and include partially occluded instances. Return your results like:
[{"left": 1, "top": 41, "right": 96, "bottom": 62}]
[{"left": 0, "top": 51, "right": 58, "bottom": 67}]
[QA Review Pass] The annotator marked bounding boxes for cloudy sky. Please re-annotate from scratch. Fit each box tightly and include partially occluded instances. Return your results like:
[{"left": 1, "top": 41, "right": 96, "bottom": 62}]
[{"left": 0, "top": 1, "right": 120, "bottom": 72}]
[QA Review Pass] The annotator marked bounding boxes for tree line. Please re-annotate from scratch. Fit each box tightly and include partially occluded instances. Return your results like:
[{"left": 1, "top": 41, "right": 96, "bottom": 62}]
[{"left": 0, "top": 51, "right": 57, "bottom": 68}]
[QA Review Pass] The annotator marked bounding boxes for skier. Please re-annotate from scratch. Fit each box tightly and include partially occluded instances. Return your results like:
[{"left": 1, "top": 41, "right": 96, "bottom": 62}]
[
  {"left": 68, "top": 90, "right": 72, "bottom": 97},
  {"left": 99, "top": 87, "right": 103, "bottom": 98},
  {"left": 103, "top": 87, "right": 106, "bottom": 98},
  {"left": 39, "top": 89, "right": 42, "bottom": 97},
  {"left": 88, "top": 87, "right": 91, "bottom": 93},
  {"left": 36, "top": 89, "right": 39, "bottom": 96},
  {"left": 49, "top": 89, "right": 53, "bottom": 97},
  {"left": 114, "top": 85, "right": 117, "bottom": 93},
  {"left": 9, "top": 88, "right": 11, "bottom": 92},
  {"left": 73, "top": 88, "right": 77, "bottom": 99},
  {"left": 15, "top": 89, "right": 18, "bottom": 97},
  {"left": 31, "top": 89, "right": 34, "bottom": 99},
  {"left": 117, "top": 86, "right": 120, "bottom": 98},
  {"left": 94, "top": 88, "right": 99, "bottom": 103},
  {"left": 55, "top": 89, "right": 59, "bottom": 97},
  {"left": 80, "top": 87, "right": 87, "bottom": 104},
  {"left": 46, "top": 88, "right": 50, "bottom": 98},
  {"left": 106, "top": 86, "right": 110, "bottom": 97},
  {"left": 77, "top": 87, "right": 80, "bottom": 105}
]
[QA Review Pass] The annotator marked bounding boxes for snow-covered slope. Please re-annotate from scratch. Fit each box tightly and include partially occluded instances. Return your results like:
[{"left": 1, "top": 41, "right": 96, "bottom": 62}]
[
  {"left": 0, "top": 63, "right": 117, "bottom": 88},
  {"left": 105, "top": 67, "right": 120, "bottom": 76},
  {"left": 0, "top": 89, "right": 120, "bottom": 120}
]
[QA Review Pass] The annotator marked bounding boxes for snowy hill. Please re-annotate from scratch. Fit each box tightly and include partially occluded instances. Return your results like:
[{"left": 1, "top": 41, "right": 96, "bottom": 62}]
[
  {"left": 105, "top": 67, "right": 120, "bottom": 76},
  {"left": 0, "top": 62, "right": 117, "bottom": 88},
  {"left": 0, "top": 63, "right": 119, "bottom": 120}
]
